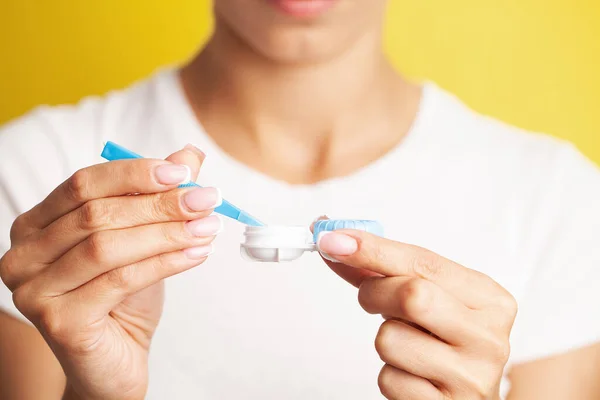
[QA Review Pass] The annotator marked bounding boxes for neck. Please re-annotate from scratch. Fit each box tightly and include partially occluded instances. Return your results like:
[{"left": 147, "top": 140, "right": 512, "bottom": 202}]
[{"left": 180, "top": 17, "right": 421, "bottom": 183}]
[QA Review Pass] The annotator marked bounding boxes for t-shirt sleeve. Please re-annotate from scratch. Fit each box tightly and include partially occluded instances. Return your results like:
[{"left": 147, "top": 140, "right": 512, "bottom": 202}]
[
  {"left": 509, "top": 143, "right": 600, "bottom": 364},
  {"left": 0, "top": 110, "right": 76, "bottom": 324}
]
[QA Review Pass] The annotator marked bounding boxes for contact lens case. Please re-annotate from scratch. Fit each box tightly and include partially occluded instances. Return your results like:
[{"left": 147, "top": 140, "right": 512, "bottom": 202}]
[{"left": 240, "top": 219, "right": 384, "bottom": 262}]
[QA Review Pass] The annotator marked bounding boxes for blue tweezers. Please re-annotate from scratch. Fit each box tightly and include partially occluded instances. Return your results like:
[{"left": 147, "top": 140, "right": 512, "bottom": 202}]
[{"left": 100, "top": 141, "right": 264, "bottom": 226}]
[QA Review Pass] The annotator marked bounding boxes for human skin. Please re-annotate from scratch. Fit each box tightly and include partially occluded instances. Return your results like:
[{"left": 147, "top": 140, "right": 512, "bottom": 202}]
[
  {"left": 1, "top": 146, "right": 223, "bottom": 400},
  {"left": 1, "top": 0, "right": 600, "bottom": 399}
]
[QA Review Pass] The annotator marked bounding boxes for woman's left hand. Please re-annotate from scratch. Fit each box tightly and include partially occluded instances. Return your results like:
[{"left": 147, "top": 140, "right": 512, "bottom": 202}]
[{"left": 317, "top": 229, "right": 517, "bottom": 400}]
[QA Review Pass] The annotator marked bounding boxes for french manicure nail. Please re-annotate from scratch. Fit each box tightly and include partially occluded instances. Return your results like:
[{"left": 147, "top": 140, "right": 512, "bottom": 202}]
[
  {"left": 186, "top": 215, "right": 223, "bottom": 237},
  {"left": 184, "top": 244, "right": 214, "bottom": 259},
  {"left": 155, "top": 164, "right": 191, "bottom": 185},
  {"left": 183, "top": 187, "right": 222, "bottom": 212},
  {"left": 317, "top": 232, "right": 358, "bottom": 259}
]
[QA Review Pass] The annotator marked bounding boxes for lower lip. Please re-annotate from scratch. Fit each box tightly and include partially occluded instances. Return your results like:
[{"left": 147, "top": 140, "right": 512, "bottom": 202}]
[{"left": 268, "top": 0, "right": 337, "bottom": 18}]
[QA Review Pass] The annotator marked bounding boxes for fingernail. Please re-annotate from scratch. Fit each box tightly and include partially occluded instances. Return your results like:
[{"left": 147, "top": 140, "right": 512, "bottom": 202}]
[
  {"left": 155, "top": 164, "right": 191, "bottom": 185},
  {"left": 186, "top": 215, "right": 223, "bottom": 237},
  {"left": 184, "top": 244, "right": 214, "bottom": 259},
  {"left": 183, "top": 187, "right": 222, "bottom": 212},
  {"left": 184, "top": 143, "right": 206, "bottom": 158},
  {"left": 317, "top": 232, "right": 358, "bottom": 259}
]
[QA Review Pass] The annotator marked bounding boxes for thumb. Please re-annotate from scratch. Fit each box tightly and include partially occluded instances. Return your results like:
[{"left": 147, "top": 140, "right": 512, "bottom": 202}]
[
  {"left": 165, "top": 144, "right": 206, "bottom": 182},
  {"left": 311, "top": 216, "right": 381, "bottom": 288}
]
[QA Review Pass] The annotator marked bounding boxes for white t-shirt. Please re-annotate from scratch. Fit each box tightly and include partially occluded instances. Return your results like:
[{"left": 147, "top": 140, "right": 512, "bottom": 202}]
[{"left": 1, "top": 69, "right": 599, "bottom": 399}]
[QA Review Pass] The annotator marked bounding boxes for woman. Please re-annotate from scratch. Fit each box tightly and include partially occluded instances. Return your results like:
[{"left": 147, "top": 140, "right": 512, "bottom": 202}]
[{"left": 1, "top": 1, "right": 599, "bottom": 399}]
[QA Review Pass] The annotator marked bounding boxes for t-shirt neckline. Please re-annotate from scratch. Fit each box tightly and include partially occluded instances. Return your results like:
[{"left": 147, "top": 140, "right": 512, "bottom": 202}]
[{"left": 158, "top": 67, "right": 438, "bottom": 191}]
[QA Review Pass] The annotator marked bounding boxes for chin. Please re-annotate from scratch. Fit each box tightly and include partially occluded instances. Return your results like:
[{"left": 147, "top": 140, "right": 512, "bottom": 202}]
[
  {"left": 245, "top": 24, "right": 354, "bottom": 64},
  {"left": 213, "top": 0, "right": 386, "bottom": 65}
]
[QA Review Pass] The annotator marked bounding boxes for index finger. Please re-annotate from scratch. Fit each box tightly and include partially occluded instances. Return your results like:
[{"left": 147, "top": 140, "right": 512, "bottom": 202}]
[
  {"left": 318, "top": 230, "right": 505, "bottom": 307},
  {"left": 15, "top": 147, "right": 204, "bottom": 238}
]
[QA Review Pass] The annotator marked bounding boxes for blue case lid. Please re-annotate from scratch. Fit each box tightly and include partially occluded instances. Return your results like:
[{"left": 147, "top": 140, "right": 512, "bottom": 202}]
[{"left": 312, "top": 220, "right": 384, "bottom": 242}]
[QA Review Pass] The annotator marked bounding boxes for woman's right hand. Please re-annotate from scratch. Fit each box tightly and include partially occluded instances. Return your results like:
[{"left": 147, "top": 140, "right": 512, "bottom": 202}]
[{"left": 0, "top": 145, "right": 222, "bottom": 400}]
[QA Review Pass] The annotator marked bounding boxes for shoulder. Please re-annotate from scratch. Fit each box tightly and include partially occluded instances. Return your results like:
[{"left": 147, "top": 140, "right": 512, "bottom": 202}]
[
  {"left": 0, "top": 69, "right": 177, "bottom": 209},
  {"left": 0, "top": 69, "right": 176, "bottom": 163},
  {"left": 420, "top": 83, "right": 585, "bottom": 177},
  {"left": 418, "top": 83, "right": 598, "bottom": 201}
]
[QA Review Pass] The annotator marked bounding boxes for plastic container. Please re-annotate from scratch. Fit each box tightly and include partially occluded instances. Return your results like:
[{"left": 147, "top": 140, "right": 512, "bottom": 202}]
[
  {"left": 240, "top": 226, "right": 315, "bottom": 262},
  {"left": 240, "top": 220, "right": 384, "bottom": 263}
]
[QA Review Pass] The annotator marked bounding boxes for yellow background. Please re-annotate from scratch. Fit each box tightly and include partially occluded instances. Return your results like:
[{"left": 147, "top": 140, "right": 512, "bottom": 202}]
[{"left": 1, "top": 1, "right": 598, "bottom": 163}]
